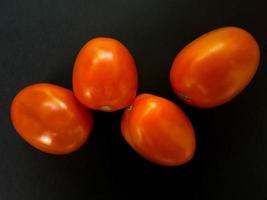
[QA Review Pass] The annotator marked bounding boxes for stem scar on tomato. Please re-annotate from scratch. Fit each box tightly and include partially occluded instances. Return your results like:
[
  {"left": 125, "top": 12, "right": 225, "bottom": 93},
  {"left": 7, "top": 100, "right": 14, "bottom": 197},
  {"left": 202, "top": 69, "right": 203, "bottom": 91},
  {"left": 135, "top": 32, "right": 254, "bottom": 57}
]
[
  {"left": 100, "top": 105, "right": 112, "bottom": 111},
  {"left": 178, "top": 93, "right": 190, "bottom": 101},
  {"left": 126, "top": 105, "right": 133, "bottom": 112}
]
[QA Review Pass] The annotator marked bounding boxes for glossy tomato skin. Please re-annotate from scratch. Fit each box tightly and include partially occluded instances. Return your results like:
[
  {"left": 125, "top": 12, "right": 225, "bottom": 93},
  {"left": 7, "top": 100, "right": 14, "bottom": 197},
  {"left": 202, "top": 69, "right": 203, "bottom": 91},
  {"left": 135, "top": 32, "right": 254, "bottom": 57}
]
[
  {"left": 73, "top": 37, "right": 138, "bottom": 112},
  {"left": 11, "top": 83, "right": 93, "bottom": 154},
  {"left": 121, "top": 94, "right": 196, "bottom": 166},
  {"left": 170, "top": 27, "right": 260, "bottom": 108}
]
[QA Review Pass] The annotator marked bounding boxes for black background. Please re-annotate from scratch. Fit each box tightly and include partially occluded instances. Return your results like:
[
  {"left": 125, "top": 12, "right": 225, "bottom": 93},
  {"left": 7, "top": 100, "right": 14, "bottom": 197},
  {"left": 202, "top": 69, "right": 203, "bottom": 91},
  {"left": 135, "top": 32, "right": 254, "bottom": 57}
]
[{"left": 0, "top": 0, "right": 267, "bottom": 199}]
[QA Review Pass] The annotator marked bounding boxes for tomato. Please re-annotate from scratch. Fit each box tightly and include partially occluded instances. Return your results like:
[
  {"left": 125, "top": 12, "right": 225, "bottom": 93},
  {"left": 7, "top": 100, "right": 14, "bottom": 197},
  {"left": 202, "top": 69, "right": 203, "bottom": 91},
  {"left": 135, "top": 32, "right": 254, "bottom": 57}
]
[
  {"left": 121, "top": 94, "right": 196, "bottom": 166},
  {"left": 73, "top": 37, "right": 138, "bottom": 112},
  {"left": 170, "top": 27, "right": 260, "bottom": 108},
  {"left": 10, "top": 83, "right": 93, "bottom": 154}
]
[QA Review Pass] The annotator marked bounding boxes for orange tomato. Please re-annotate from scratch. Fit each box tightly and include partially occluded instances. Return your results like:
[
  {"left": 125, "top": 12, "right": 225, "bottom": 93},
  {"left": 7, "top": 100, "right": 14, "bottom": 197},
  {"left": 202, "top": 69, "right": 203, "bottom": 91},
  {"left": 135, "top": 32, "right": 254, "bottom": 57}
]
[
  {"left": 121, "top": 94, "right": 196, "bottom": 166},
  {"left": 73, "top": 37, "right": 138, "bottom": 112},
  {"left": 10, "top": 83, "right": 93, "bottom": 154},
  {"left": 170, "top": 26, "right": 260, "bottom": 108}
]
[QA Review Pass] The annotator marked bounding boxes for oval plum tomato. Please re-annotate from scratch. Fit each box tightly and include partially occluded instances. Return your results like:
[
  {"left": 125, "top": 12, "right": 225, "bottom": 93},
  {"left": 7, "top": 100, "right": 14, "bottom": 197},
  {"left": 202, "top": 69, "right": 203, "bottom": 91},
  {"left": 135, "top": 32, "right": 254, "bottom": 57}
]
[
  {"left": 121, "top": 94, "right": 196, "bottom": 166},
  {"left": 73, "top": 37, "right": 138, "bottom": 112},
  {"left": 170, "top": 26, "right": 260, "bottom": 108},
  {"left": 10, "top": 83, "right": 93, "bottom": 154}
]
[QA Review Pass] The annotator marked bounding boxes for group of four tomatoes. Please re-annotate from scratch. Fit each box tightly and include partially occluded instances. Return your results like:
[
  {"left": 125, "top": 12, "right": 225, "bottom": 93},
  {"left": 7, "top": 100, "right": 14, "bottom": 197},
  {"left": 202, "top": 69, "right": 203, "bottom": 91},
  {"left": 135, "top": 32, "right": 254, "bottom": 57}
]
[{"left": 10, "top": 26, "right": 260, "bottom": 166}]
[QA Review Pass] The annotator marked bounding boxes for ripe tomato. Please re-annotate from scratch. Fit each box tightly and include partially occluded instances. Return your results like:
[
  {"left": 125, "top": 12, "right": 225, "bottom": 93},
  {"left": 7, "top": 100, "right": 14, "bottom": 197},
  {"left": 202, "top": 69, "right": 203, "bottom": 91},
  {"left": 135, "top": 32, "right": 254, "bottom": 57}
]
[
  {"left": 170, "top": 27, "right": 260, "bottom": 108},
  {"left": 121, "top": 94, "right": 196, "bottom": 166},
  {"left": 73, "top": 37, "right": 138, "bottom": 112},
  {"left": 10, "top": 83, "right": 93, "bottom": 154}
]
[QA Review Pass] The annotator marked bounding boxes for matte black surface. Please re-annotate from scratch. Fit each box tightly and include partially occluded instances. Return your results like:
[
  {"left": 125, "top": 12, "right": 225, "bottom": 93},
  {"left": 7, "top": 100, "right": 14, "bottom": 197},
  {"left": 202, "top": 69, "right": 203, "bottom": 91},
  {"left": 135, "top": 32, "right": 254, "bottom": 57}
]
[{"left": 0, "top": 0, "right": 267, "bottom": 199}]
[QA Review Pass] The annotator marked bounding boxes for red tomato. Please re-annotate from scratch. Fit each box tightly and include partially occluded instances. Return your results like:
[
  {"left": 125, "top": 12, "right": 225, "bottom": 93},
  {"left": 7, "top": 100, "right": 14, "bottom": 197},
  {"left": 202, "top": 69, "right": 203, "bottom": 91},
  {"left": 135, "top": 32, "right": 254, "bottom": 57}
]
[
  {"left": 73, "top": 37, "right": 138, "bottom": 112},
  {"left": 170, "top": 27, "right": 260, "bottom": 108},
  {"left": 121, "top": 94, "right": 196, "bottom": 166},
  {"left": 10, "top": 83, "right": 93, "bottom": 154}
]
